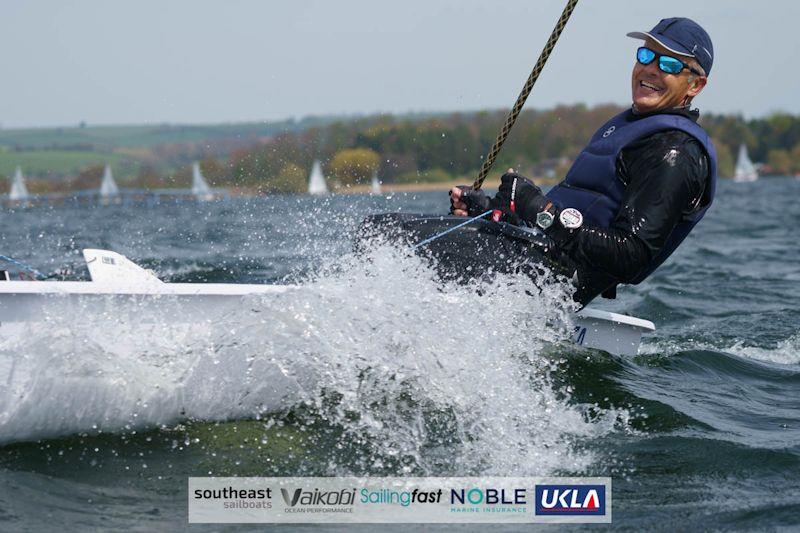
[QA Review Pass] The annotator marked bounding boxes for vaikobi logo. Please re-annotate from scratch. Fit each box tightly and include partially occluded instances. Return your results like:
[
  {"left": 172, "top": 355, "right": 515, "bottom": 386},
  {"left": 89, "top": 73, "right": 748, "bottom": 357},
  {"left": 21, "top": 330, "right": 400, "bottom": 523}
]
[
  {"left": 280, "top": 487, "right": 356, "bottom": 514},
  {"left": 534, "top": 485, "right": 605, "bottom": 516}
]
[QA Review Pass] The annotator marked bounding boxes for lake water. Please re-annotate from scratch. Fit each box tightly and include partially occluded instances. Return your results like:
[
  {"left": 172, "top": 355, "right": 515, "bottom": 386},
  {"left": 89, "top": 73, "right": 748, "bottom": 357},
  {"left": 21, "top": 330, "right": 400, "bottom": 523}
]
[{"left": 1, "top": 178, "right": 799, "bottom": 531}]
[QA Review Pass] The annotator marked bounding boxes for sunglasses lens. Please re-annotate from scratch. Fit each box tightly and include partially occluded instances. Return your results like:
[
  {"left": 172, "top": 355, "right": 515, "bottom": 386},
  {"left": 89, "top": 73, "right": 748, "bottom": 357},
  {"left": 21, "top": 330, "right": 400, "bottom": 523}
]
[
  {"left": 637, "top": 47, "right": 655, "bottom": 65},
  {"left": 659, "top": 56, "right": 684, "bottom": 74}
]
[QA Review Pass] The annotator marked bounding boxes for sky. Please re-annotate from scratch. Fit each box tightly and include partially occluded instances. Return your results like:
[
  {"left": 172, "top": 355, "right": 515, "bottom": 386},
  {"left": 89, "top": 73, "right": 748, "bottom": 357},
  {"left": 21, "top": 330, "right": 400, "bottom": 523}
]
[{"left": 1, "top": 0, "right": 797, "bottom": 129}]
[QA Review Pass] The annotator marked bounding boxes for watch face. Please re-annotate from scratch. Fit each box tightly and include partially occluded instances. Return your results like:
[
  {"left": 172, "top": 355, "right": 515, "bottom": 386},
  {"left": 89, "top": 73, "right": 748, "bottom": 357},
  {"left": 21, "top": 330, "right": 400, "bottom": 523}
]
[
  {"left": 536, "top": 211, "right": 554, "bottom": 229},
  {"left": 559, "top": 208, "right": 583, "bottom": 230}
]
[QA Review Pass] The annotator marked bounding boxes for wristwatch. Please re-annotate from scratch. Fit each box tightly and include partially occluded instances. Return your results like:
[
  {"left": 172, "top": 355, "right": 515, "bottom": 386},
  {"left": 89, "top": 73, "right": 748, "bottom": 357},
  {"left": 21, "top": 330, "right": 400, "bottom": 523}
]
[
  {"left": 536, "top": 201, "right": 558, "bottom": 229},
  {"left": 558, "top": 207, "right": 584, "bottom": 231}
]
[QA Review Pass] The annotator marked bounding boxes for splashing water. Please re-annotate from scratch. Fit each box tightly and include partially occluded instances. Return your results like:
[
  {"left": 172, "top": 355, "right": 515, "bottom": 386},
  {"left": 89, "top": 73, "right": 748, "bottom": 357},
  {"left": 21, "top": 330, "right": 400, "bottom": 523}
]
[{"left": 0, "top": 242, "right": 626, "bottom": 476}]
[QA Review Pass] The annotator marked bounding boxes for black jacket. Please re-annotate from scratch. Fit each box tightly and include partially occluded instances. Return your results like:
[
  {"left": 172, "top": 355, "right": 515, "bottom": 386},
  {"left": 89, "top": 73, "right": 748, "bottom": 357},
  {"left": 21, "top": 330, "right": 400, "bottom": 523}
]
[{"left": 558, "top": 108, "right": 709, "bottom": 303}]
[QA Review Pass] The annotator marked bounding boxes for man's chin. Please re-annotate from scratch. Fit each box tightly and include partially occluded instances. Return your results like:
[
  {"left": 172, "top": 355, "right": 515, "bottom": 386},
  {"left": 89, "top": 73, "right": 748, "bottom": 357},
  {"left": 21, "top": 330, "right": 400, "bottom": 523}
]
[{"left": 632, "top": 98, "right": 661, "bottom": 114}]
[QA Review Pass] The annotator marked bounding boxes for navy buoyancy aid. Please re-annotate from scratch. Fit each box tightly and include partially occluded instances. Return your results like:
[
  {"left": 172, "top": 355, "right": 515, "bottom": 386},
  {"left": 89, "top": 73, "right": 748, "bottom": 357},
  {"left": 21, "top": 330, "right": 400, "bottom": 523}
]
[{"left": 545, "top": 109, "right": 717, "bottom": 284}]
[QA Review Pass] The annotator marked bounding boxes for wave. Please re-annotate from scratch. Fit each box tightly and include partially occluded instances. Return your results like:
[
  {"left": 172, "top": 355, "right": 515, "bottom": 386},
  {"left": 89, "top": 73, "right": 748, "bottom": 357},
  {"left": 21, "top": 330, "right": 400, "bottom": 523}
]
[
  {"left": 642, "top": 333, "right": 800, "bottom": 366},
  {"left": 588, "top": 346, "right": 800, "bottom": 452}
]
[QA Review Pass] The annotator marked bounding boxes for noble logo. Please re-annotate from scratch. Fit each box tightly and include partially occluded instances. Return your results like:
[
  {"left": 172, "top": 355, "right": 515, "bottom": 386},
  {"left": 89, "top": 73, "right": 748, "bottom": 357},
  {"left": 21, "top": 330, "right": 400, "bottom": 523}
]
[{"left": 534, "top": 485, "right": 606, "bottom": 516}]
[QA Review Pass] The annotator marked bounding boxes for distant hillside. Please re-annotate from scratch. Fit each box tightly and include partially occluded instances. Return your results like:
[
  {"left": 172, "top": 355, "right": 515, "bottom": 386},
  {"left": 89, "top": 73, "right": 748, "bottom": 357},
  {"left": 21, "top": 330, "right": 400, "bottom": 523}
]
[
  {"left": 2, "top": 106, "right": 799, "bottom": 192},
  {"left": 0, "top": 115, "right": 344, "bottom": 151},
  {"left": 0, "top": 116, "right": 352, "bottom": 181},
  {"left": 0, "top": 113, "right": 439, "bottom": 181}
]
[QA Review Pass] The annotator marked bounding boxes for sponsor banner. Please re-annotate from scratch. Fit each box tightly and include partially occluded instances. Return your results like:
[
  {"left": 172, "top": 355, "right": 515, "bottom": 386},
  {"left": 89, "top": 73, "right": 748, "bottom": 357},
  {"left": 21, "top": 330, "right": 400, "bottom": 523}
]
[{"left": 188, "top": 476, "right": 611, "bottom": 524}]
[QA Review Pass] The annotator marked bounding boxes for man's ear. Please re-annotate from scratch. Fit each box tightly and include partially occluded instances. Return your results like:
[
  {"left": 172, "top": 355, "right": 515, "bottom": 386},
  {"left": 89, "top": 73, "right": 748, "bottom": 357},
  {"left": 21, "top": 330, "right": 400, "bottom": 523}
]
[{"left": 687, "top": 76, "right": 707, "bottom": 98}]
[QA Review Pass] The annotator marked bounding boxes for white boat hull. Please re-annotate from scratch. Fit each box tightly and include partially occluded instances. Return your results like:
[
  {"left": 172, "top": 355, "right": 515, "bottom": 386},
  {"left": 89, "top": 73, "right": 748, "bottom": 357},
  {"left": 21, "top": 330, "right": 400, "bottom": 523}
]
[
  {"left": 0, "top": 249, "right": 655, "bottom": 443},
  {"left": 0, "top": 249, "right": 654, "bottom": 356},
  {"left": 0, "top": 286, "right": 651, "bottom": 352}
]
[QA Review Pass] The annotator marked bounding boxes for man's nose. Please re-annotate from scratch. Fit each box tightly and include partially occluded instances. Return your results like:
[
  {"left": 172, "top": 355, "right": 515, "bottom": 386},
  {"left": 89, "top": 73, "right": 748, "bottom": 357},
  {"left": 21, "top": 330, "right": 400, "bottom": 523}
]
[{"left": 642, "top": 60, "right": 661, "bottom": 77}]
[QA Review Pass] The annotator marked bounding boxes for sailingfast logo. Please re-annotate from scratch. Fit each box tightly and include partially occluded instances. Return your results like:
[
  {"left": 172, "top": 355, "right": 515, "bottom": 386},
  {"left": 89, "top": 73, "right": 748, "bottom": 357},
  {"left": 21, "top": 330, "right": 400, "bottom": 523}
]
[{"left": 534, "top": 485, "right": 605, "bottom": 516}]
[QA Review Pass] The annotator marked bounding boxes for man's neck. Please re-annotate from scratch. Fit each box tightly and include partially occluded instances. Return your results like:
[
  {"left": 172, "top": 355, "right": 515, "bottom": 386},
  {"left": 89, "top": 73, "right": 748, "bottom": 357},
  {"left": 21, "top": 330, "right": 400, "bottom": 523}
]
[
  {"left": 631, "top": 104, "right": 699, "bottom": 120},
  {"left": 632, "top": 102, "right": 691, "bottom": 114}
]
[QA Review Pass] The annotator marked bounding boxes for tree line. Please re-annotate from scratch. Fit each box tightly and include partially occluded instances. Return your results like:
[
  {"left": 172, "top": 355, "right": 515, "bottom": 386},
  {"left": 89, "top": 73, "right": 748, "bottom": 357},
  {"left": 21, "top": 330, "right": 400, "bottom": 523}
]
[
  {"left": 4, "top": 105, "right": 799, "bottom": 193},
  {"left": 219, "top": 104, "right": 800, "bottom": 192}
]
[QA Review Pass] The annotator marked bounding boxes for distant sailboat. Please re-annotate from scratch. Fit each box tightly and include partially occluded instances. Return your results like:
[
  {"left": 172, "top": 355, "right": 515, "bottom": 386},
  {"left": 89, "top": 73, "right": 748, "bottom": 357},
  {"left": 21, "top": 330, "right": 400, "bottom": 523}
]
[
  {"left": 9, "top": 166, "right": 30, "bottom": 204},
  {"left": 734, "top": 144, "right": 758, "bottom": 182},
  {"left": 99, "top": 164, "right": 120, "bottom": 203},
  {"left": 307, "top": 160, "right": 328, "bottom": 195},
  {"left": 370, "top": 171, "right": 381, "bottom": 194},
  {"left": 191, "top": 162, "right": 214, "bottom": 201}
]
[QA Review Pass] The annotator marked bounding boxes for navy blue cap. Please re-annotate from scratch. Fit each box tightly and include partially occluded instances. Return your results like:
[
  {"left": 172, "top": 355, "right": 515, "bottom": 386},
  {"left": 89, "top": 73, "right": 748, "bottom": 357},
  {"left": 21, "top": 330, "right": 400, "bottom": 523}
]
[{"left": 627, "top": 17, "right": 713, "bottom": 75}]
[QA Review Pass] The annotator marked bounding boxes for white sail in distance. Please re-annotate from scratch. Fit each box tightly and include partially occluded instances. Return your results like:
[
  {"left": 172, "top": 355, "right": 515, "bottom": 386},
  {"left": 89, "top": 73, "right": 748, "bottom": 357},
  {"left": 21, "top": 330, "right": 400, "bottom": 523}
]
[
  {"left": 191, "top": 162, "right": 214, "bottom": 201},
  {"left": 99, "top": 165, "right": 120, "bottom": 197},
  {"left": 307, "top": 160, "right": 328, "bottom": 195},
  {"left": 734, "top": 144, "right": 758, "bottom": 182},
  {"left": 9, "top": 166, "right": 30, "bottom": 201},
  {"left": 370, "top": 171, "right": 381, "bottom": 194}
]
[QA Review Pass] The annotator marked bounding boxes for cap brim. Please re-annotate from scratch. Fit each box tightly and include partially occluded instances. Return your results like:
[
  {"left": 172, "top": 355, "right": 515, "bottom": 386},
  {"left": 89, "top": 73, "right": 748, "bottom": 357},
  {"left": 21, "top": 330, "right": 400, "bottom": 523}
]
[{"left": 626, "top": 31, "right": 695, "bottom": 58}]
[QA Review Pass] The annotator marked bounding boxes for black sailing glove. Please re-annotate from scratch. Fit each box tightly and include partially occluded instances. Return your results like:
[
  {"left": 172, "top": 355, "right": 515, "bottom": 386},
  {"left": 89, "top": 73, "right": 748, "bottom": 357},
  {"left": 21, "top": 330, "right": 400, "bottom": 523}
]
[
  {"left": 494, "top": 171, "right": 549, "bottom": 225},
  {"left": 450, "top": 186, "right": 496, "bottom": 216}
]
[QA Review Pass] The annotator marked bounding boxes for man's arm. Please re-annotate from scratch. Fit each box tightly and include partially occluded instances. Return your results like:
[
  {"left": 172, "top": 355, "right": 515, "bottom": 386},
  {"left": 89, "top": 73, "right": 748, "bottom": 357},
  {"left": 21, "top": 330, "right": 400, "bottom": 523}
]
[{"left": 556, "top": 130, "right": 708, "bottom": 283}]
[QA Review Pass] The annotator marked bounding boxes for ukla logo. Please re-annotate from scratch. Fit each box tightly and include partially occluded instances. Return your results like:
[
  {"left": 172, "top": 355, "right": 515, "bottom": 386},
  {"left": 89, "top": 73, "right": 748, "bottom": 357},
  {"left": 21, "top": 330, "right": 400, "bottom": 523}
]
[{"left": 534, "top": 485, "right": 606, "bottom": 516}]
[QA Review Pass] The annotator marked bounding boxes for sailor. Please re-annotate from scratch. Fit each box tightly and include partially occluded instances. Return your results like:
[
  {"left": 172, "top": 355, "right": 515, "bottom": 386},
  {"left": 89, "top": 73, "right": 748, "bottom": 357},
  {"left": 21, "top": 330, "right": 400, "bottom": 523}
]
[{"left": 450, "top": 17, "right": 717, "bottom": 305}]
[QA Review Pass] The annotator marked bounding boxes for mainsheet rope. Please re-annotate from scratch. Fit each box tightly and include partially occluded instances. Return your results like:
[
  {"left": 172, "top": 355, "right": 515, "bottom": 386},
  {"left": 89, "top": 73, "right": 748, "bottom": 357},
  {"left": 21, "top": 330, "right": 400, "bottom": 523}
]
[{"left": 472, "top": 0, "right": 580, "bottom": 190}]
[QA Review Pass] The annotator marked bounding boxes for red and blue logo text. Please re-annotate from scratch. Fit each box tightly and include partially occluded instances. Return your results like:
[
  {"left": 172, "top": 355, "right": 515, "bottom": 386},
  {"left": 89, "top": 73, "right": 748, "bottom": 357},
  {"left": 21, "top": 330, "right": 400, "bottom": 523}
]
[{"left": 534, "top": 485, "right": 605, "bottom": 516}]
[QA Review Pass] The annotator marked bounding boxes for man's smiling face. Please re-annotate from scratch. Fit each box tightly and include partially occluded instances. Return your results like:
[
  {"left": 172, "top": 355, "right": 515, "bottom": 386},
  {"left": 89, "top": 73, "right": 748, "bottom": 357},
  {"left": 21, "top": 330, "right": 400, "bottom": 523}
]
[{"left": 631, "top": 38, "right": 706, "bottom": 113}]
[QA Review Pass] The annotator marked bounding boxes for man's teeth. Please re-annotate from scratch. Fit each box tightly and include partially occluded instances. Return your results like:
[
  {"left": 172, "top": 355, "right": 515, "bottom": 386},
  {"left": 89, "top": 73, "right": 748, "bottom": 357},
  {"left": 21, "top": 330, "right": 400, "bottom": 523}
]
[{"left": 641, "top": 81, "right": 661, "bottom": 91}]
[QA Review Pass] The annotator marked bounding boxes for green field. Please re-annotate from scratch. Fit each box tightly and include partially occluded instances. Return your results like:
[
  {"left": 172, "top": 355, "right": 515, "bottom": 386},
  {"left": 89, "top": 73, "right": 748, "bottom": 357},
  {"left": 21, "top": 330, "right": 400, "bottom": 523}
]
[
  {"left": 0, "top": 115, "right": 344, "bottom": 151},
  {"left": 0, "top": 115, "right": 354, "bottom": 180},
  {"left": 0, "top": 150, "right": 130, "bottom": 178}
]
